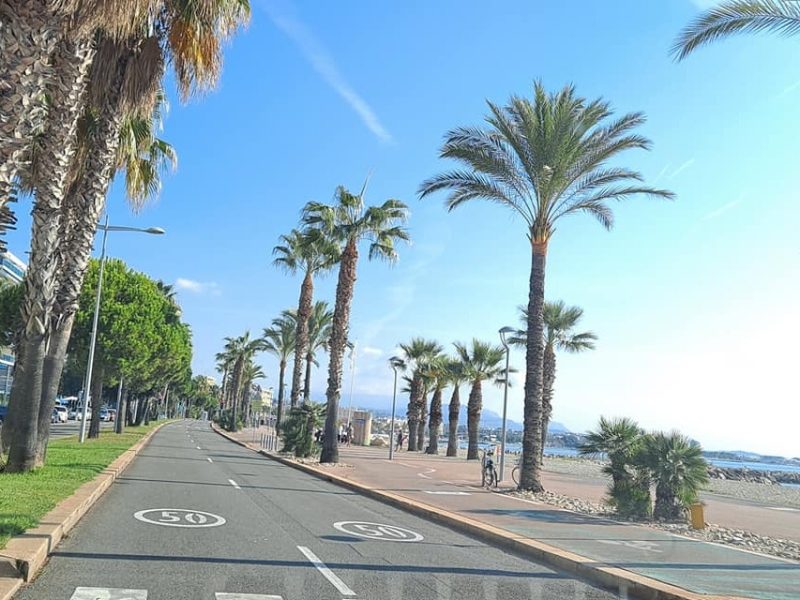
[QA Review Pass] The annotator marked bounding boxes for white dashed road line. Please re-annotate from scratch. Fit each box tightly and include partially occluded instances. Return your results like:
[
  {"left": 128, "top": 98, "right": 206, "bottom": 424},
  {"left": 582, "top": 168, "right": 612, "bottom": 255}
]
[
  {"left": 297, "top": 546, "right": 356, "bottom": 596},
  {"left": 207, "top": 457, "right": 214, "bottom": 463},
  {"left": 215, "top": 594, "right": 282, "bottom": 599},
  {"left": 228, "top": 479, "right": 241, "bottom": 490},
  {"left": 71, "top": 588, "right": 147, "bottom": 600},
  {"left": 197, "top": 446, "right": 202, "bottom": 450}
]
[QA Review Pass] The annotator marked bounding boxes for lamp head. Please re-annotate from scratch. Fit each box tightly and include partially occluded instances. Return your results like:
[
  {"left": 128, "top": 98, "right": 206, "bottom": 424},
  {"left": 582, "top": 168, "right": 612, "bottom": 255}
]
[
  {"left": 499, "top": 326, "right": 515, "bottom": 348},
  {"left": 146, "top": 227, "right": 166, "bottom": 235}
]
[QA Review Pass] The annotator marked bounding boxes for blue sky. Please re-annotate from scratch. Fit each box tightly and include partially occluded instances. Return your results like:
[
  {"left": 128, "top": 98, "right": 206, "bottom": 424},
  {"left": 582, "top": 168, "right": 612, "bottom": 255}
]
[{"left": 8, "top": 0, "right": 800, "bottom": 456}]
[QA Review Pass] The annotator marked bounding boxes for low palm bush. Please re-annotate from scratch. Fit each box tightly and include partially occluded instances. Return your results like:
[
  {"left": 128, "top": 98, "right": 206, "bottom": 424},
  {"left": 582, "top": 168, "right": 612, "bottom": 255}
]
[
  {"left": 642, "top": 432, "right": 709, "bottom": 521},
  {"left": 281, "top": 403, "right": 326, "bottom": 458}
]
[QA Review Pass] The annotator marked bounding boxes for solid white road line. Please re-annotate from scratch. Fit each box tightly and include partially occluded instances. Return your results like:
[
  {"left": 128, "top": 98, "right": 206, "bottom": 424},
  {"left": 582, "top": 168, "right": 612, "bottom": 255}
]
[
  {"left": 767, "top": 506, "right": 800, "bottom": 512},
  {"left": 207, "top": 457, "right": 214, "bottom": 463},
  {"left": 297, "top": 546, "right": 356, "bottom": 596},
  {"left": 71, "top": 588, "right": 148, "bottom": 600},
  {"left": 424, "top": 490, "right": 470, "bottom": 496},
  {"left": 228, "top": 479, "right": 241, "bottom": 490},
  {"left": 215, "top": 594, "right": 282, "bottom": 599}
]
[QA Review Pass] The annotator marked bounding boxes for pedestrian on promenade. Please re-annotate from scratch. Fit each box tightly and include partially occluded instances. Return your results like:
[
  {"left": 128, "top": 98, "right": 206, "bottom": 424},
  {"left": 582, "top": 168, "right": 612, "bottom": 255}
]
[{"left": 396, "top": 431, "right": 404, "bottom": 450}]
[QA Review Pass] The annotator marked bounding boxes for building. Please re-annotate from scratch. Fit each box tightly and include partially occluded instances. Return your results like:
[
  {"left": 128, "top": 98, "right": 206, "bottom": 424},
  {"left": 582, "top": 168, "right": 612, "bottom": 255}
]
[
  {"left": 0, "top": 251, "right": 27, "bottom": 401},
  {"left": 0, "top": 251, "right": 26, "bottom": 284}
]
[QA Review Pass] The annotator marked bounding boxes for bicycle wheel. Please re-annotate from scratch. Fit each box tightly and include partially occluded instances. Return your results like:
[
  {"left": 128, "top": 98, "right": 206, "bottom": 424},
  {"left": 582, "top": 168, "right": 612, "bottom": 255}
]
[{"left": 511, "top": 466, "right": 520, "bottom": 486}]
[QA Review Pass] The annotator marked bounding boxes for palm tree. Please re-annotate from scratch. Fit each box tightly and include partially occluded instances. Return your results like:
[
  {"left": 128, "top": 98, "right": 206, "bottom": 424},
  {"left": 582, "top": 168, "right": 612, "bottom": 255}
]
[
  {"left": 273, "top": 229, "right": 338, "bottom": 408},
  {"left": 643, "top": 432, "right": 709, "bottom": 521},
  {"left": 240, "top": 361, "right": 266, "bottom": 423},
  {"left": 445, "top": 358, "right": 468, "bottom": 457},
  {"left": 580, "top": 417, "right": 651, "bottom": 518},
  {"left": 512, "top": 302, "right": 596, "bottom": 464},
  {"left": 398, "top": 338, "right": 444, "bottom": 451},
  {"left": 419, "top": 82, "right": 672, "bottom": 490},
  {"left": 222, "top": 332, "right": 263, "bottom": 432},
  {"left": 303, "top": 301, "right": 333, "bottom": 404},
  {"left": 424, "top": 356, "right": 449, "bottom": 455},
  {"left": 2, "top": 1, "right": 250, "bottom": 472},
  {"left": 32, "top": 94, "right": 177, "bottom": 462},
  {"left": 674, "top": 1, "right": 800, "bottom": 60},
  {"left": 303, "top": 184, "right": 409, "bottom": 464},
  {"left": 455, "top": 340, "right": 506, "bottom": 460},
  {"left": 262, "top": 314, "right": 296, "bottom": 431}
]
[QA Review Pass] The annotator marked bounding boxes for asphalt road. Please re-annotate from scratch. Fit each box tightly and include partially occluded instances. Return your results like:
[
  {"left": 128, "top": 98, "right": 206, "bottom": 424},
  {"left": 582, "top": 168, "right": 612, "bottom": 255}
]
[{"left": 15, "top": 421, "right": 616, "bottom": 600}]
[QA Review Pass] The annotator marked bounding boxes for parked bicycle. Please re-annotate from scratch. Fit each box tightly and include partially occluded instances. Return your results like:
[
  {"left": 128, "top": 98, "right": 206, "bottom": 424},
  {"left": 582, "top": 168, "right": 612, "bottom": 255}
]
[
  {"left": 511, "top": 456, "right": 521, "bottom": 486},
  {"left": 481, "top": 448, "right": 498, "bottom": 488}
]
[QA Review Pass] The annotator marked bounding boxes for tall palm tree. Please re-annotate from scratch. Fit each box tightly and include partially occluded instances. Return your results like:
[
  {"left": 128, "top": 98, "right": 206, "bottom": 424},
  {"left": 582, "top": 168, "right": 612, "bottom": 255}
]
[
  {"left": 419, "top": 82, "right": 672, "bottom": 490},
  {"left": 303, "top": 301, "right": 333, "bottom": 404},
  {"left": 455, "top": 339, "right": 506, "bottom": 460},
  {"left": 303, "top": 184, "right": 409, "bottom": 463},
  {"left": 222, "top": 332, "right": 263, "bottom": 432},
  {"left": 32, "top": 93, "right": 177, "bottom": 462},
  {"left": 424, "top": 356, "right": 449, "bottom": 455},
  {"left": 445, "top": 358, "right": 468, "bottom": 457},
  {"left": 2, "top": 1, "right": 250, "bottom": 472},
  {"left": 273, "top": 229, "right": 338, "bottom": 408},
  {"left": 397, "top": 338, "right": 444, "bottom": 451},
  {"left": 512, "top": 302, "right": 596, "bottom": 464},
  {"left": 673, "top": 1, "right": 800, "bottom": 60},
  {"left": 240, "top": 361, "right": 266, "bottom": 423},
  {"left": 262, "top": 314, "right": 296, "bottom": 431}
]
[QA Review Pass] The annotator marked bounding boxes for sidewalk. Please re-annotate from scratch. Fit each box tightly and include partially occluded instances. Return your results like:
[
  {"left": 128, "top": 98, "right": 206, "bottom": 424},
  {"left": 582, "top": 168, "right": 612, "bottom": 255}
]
[{"left": 233, "top": 429, "right": 799, "bottom": 600}]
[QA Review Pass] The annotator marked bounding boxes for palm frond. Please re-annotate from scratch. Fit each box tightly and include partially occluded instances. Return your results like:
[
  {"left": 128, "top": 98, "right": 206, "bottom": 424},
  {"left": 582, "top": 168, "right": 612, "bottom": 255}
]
[{"left": 673, "top": 0, "right": 800, "bottom": 60}]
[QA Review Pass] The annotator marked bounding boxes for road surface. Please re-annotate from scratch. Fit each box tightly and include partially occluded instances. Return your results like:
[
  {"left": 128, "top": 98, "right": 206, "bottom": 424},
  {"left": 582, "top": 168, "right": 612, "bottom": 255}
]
[{"left": 15, "top": 421, "right": 615, "bottom": 600}]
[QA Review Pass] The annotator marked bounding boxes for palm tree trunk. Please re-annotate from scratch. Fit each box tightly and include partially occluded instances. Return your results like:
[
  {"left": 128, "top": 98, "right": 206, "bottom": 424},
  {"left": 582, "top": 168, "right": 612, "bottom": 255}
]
[
  {"left": 0, "top": 1, "right": 61, "bottom": 245},
  {"left": 406, "top": 373, "right": 422, "bottom": 451},
  {"left": 446, "top": 385, "right": 460, "bottom": 457},
  {"left": 35, "top": 312, "right": 75, "bottom": 463},
  {"left": 276, "top": 360, "right": 286, "bottom": 431},
  {"left": 320, "top": 238, "right": 358, "bottom": 464},
  {"left": 303, "top": 351, "right": 313, "bottom": 404},
  {"left": 466, "top": 379, "right": 482, "bottom": 460},
  {"left": 417, "top": 387, "right": 428, "bottom": 451},
  {"left": 426, "top": 385, "right": 443, "bottom": 454},
  {"left": 540, "top": 344, "right": 556, "bottom": 465},
  {"left": 230, "top": 358, "right": 244, "bottom": 432},
  {"left": 291, "top": 271, "right": 313, "bottom": 407},
  {"left": 2, "top": 35, "right": 95, "bottom": 470},
  {"left": 2, "top": 335, "right": 44, "bottom": 470},
  {"left": 520, "top": 240, "right": 547, "bottom": 491}
]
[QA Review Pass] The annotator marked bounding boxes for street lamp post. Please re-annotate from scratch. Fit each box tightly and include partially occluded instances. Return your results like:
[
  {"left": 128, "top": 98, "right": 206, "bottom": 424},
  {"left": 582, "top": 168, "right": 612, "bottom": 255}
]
[
  {"left": 78, "top": 216, "right": 165, "bottom": 443},
  {"left": 388, "top": 356, "right": 402, "bottom": 460},
  {"left": 498, "top": 326, "right": 514, "bottom": 483}
]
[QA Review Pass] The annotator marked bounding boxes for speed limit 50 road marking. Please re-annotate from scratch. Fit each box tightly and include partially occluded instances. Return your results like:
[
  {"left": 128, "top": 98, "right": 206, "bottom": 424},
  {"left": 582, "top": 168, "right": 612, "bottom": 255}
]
[{"left": 133, "top": 508, "right": 226, "bottom": 528}]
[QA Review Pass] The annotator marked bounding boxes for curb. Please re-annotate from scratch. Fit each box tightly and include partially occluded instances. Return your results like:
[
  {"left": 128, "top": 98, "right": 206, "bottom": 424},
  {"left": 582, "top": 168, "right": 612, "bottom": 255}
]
[
  {"left": 210, "top": 425, "right": 750, "bottom": 600},
  {"left": 0, "top": 421, "right": 170, "bottom": 599}
]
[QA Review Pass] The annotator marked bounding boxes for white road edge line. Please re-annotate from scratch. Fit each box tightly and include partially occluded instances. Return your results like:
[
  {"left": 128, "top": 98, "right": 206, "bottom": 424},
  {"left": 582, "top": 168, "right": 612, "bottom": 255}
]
[
  {"left": 297, "top": 546, "right": 356, "bottom": 596},
  {"left": 228, "top": 479, "right": 241, "bottom": 490},
  {"left": 207, "top": 457, "right": 214, "bottom": 463},
  {"left": 215, "top": 594, "right": 282, "bottom": 599}
]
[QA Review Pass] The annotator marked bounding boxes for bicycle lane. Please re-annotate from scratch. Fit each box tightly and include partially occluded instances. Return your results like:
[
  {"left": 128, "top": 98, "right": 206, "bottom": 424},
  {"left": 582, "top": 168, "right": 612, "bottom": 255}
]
[{"left": 333, "top": 446, "right": 800, "bottom": 600}]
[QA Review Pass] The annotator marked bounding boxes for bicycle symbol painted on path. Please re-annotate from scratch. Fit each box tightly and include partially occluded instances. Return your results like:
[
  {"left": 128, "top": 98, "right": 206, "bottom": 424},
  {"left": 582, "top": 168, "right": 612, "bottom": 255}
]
[
  {"left": 334, "top": 521, "right": 424, "bottom": 542},
  {"left": 133, "top": 508, "right": 227, "bottom": 528}
]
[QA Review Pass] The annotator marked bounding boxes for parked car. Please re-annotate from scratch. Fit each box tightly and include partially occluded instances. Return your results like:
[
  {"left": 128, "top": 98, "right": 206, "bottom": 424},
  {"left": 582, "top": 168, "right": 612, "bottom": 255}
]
[
  {"left": 70, "top": 408, "right": 91, "bottom": 421},
  {"left": 107, "top": 409, "right": 117, "bottom": 422},
  {"left": 99, "top": 407, "right": 111, "bottom": 422},
  {"left": 52, "top": 406, "right": 68, "bottom": 423}
]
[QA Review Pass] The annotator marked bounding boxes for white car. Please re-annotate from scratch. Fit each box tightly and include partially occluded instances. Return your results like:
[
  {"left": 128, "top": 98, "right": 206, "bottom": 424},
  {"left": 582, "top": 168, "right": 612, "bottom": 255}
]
[
  {"left": 69, "top": 408, "right": 91, "bottom": 420},
  {"left": 51, "top": 406, "right": 68, "bottom": 423}
]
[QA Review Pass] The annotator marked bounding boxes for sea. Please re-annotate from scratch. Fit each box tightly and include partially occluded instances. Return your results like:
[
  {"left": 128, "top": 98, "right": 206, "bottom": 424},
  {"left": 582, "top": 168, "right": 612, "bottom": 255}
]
[{"left": 457, "top": 440, "right": 800, "bottom": 476}]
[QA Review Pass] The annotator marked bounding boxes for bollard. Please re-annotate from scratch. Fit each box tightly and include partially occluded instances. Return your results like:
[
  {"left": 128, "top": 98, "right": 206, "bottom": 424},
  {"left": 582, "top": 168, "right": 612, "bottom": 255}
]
[{"left": 689, "top": 503, "right": 705, "bottom": 529}]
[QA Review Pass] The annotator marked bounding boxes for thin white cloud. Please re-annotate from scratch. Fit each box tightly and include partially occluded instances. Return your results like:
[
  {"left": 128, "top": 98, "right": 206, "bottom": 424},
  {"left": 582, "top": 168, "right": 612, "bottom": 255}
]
[
  {"left": 701, "top": 194, "right": 745, "bottom": 221},
  {"left": 175, "top": 278, "right": 221, "bottom": 295},
  {"left": 653, "top": 163, "right": 671, "bottom": 185},
  {"left": 774, "top": 78, "right": 800, "bottom": 100},
  {"left": 690, "top": 0, "right": 718, "bottom": 8},
  {"left": 361, "top": 346, "right": 383, "bottom": 357},
  {"left": 669, "top": 158, "right": 695, "bottom": 180},
  {"left": 261, "top": 0, "right": 392, "bottom": 143}
]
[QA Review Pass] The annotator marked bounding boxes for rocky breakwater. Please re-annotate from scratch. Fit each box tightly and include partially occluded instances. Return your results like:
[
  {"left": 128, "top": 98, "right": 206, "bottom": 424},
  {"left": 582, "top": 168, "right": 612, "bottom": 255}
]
[{"left": 707, "top": 465, "right": 800, "bottom": 485}]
